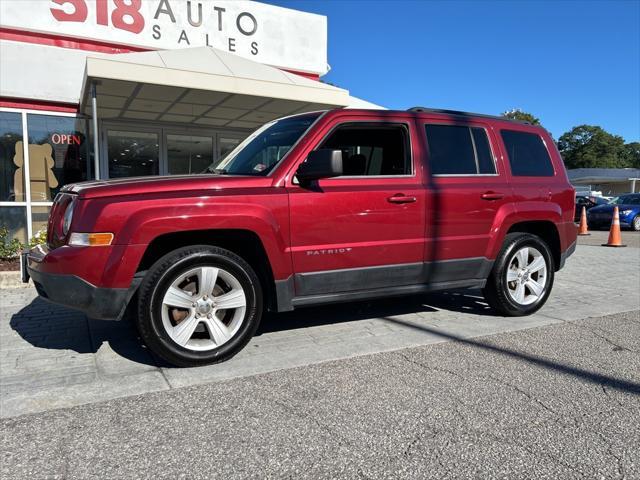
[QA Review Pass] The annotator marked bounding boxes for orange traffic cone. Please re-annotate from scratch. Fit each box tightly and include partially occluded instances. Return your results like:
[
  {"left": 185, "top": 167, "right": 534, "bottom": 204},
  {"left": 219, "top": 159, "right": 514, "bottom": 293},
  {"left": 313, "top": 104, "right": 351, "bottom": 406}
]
[
  {"left": 602, "top": 206, "right": 626, "bottom": 247},
  {"left": 577, "top": 206, "right": 590, "bottom": 235}
]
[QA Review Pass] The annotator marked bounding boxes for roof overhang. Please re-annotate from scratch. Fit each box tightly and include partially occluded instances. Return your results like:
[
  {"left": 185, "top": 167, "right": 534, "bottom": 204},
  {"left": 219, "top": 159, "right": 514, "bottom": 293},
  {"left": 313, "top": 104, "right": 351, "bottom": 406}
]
[{"left": 80, "top": 47, "right": 351, "bottom": 129}]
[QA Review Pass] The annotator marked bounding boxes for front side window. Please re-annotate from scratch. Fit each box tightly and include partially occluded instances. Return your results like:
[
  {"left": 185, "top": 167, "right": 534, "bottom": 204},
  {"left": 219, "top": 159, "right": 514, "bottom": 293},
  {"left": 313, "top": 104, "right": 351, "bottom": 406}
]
[
  {"left": 319, "top": 124, "right": 410, "bottom": 176},
  {"left": 501, "top": 130, "right": 554, "bottom": 177},
  {"left": 210, "top": 113, "right": 322, "bottom": 176},
  {"left": 424, "top": 124, "right": 496, "bottom": 175}
]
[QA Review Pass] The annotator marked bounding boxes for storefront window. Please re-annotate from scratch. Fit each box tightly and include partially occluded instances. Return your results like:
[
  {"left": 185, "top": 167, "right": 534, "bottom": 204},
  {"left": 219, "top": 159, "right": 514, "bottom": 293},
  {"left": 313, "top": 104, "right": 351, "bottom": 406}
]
[
  {"left": 107, "top": 130, "right": 159, "bottom": 178},
  {"left": 27, "top": 114, "right": 90, "bottom": 201},
  {"left": 0, "top": 111, "right": 24, "bottom": 202},
  {"left": 31, "top": 205, "right": 51, "bottom": 237},
  {"left": 0, "top": 206, "right": 27, "bottom": 244},
  {"left": 219, "top": 136, "right": 243, "bottom": 160},
  {"left": 167, "top": 134, "right": 213, "bottom": 175}
]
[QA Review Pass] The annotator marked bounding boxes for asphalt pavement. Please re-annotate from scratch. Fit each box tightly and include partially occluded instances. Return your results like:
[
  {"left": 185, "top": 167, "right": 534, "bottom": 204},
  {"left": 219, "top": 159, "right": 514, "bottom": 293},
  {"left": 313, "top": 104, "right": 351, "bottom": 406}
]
[
  {"left": 2, "top": 310, "right": 638, "bottom": 480},
  {"left": 2, "top": 242, "right": 639, "bottom": 418}
]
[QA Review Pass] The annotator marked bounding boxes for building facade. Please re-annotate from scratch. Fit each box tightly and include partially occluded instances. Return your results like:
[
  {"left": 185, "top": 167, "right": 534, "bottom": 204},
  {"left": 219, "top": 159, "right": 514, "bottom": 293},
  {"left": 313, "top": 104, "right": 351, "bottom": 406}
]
[
  {"left": 569, "top": 168, "right": 640, "bottom": 196},
  {"left": 0, "top": 0, "right": 378, "bottom": 243}
]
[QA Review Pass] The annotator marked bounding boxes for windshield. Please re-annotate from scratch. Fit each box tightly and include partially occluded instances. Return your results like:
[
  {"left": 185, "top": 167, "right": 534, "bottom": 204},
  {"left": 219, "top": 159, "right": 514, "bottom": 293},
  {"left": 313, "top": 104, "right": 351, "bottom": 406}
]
[
  {"left": 204, "top": 112, "right": 322, "bottom": 176},
  {"left": 608, "top": 194, "right": 640, "bottom": 205}
]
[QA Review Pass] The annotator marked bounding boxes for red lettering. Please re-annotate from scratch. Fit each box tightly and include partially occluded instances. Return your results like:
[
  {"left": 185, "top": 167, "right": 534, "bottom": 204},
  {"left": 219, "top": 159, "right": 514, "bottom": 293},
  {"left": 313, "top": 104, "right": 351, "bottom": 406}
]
[
  {"left": 71, "top": 135, "right": 81, "bottom": 145},
  {"left": 111, "top": 0, "right": 144, "bottom": 34},
  {"left": 50, "top": 0, "right": 88, "bottom": 22},
  {"left": 51, "top": 134, "right": 61, "bottom": 144},
  {"left": 96, "top": 0, "right": 109, "bottom": 26}
]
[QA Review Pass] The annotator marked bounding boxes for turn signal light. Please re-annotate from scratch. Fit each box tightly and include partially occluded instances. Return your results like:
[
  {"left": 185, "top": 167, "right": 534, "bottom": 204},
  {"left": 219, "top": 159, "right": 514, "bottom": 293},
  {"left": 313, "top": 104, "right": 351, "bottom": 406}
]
[{"left": 68, "top": 232, "right": 114, "bottom": 247}]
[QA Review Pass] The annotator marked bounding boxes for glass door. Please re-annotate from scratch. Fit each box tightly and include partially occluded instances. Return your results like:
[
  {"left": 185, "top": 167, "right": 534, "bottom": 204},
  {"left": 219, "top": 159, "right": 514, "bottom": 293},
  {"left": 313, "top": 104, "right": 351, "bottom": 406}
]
[
  {"left": 217, "top": 133, "right": 245, "bottom": 162},
  {"left": 105, "top": 128, "right": 160, "bottom": 178},
  {"left": 165, "top": 131, "right": 215, "bottom": 175}
]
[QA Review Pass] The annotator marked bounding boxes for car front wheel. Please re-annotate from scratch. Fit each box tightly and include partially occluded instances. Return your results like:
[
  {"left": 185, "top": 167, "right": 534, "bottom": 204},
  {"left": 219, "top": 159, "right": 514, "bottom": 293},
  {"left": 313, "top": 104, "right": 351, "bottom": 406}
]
[
  {"left": 136, "top": 245, "right": 263, "bottom": 367},
  {"left": 632, "top": 214, "right": 640, "bottom": 231},
  {"left": 482, "top": 233, "right": 554, "bottom": 316}
]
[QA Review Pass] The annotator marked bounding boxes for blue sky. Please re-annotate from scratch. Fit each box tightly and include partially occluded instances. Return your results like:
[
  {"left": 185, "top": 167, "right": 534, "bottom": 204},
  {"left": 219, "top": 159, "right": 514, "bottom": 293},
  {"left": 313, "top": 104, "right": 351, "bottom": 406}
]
[{"left": 270, "top": 0, "right": 640, "bottom": 142}]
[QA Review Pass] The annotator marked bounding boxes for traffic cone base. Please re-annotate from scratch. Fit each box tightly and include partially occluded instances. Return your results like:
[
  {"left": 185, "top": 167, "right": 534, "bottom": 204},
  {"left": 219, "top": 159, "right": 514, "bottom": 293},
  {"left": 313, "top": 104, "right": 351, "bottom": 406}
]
[
  {"left": 601, "top": 206, "right": 626, "bottom": 247},
  {"left": 577, "top": 205, "right": 590, "bottom": 236}
]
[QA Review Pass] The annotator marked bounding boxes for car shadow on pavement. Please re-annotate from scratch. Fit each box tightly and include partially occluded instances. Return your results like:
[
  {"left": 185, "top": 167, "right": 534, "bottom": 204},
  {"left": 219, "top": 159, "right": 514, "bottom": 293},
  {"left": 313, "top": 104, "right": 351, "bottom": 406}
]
[
  {"left": 10, "top": 289, "right": 493, "bottom": 365},
  {"left": 9, "top": 297, "right": 161, "bottom": 367},
  {"left": 257, "top": 289, "right": 494, "bottom": 335},
  {"left": 380, "top": 316, "right": 640, "bottom": 395}
]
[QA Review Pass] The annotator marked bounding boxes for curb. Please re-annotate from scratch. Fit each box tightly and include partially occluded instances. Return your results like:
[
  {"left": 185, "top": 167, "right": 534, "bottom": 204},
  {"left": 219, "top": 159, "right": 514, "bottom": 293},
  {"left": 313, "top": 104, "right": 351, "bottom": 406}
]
[{"left": 0, "top": 271, "right": 32, "bottom": 289}]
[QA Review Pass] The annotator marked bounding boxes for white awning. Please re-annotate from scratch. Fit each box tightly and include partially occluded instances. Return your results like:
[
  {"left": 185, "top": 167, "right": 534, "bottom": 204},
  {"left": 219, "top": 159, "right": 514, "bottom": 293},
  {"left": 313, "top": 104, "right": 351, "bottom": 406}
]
[{"left": 80, "top": 46, "right": 352, "bottom": 129}]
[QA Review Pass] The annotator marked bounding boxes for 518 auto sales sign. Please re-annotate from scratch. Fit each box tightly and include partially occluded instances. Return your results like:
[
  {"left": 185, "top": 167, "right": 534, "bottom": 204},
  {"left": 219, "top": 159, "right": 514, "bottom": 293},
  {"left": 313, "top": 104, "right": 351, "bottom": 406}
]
[{"left": 0, "top": 0, "right": 328, "bottom": 75}]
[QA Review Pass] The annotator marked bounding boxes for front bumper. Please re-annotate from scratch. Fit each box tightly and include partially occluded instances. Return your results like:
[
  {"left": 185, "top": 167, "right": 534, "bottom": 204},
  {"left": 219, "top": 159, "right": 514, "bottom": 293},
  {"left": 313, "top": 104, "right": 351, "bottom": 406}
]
[{"left": 24, "top": 245, "right": 141, "bottom": 321}]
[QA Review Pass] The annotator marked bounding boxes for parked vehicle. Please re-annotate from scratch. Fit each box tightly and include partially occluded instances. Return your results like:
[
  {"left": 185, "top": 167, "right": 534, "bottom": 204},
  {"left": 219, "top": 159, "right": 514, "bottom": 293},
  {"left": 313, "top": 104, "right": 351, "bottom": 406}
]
[
  {"left": 575, "top": 195, "right": 608, "bottom": 222},
  {"left": 23, "top": 108, "right": 577, "bottom": 367},
  {"left": 587, "top": 193, "right": 640, "bottom": 231}
]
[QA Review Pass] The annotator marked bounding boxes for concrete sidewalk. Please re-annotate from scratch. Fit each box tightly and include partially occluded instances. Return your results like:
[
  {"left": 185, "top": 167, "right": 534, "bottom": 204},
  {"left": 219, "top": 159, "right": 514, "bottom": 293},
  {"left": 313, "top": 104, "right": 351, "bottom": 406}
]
[{"left": 1, "top": 244, "right": 639, "bottom": 418}]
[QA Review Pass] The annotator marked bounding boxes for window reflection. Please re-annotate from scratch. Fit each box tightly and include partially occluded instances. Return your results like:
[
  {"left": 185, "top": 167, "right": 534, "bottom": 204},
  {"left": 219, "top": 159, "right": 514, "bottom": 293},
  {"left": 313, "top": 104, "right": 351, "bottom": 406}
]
[
  {"left": 167, "top": 134, "right": 213, "bottom": 175},
  {"left": 27, "top": 115, "right": 90, "bottom": 200},
  {"left": 0, "top": 112, "right": 24, "bottom": 202},
  {"left": 108, "top": 130, "right": 159, "bottom": 178}
]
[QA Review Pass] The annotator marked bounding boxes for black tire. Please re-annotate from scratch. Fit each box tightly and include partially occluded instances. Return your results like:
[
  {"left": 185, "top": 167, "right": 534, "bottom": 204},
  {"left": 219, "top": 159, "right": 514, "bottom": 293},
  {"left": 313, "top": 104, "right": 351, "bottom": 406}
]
[
  {"left": 136, "top": 245, "right": 263, "bottom": 367},
  {"left": 632, "top": 214, "right": 640, "bottom": 231},
  {"left": 482, "top": 233, "right": 555, "bottom": 316}
]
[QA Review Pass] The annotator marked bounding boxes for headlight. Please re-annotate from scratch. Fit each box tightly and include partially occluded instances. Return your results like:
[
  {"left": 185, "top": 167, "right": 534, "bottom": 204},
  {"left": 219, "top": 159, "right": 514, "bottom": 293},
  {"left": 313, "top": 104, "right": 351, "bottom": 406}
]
[
  {"left": 621, "top": 209, "right": 632, "bottom": 216},
  {"left": 62, "top": 199, "right": 75, "bottom": 236}
]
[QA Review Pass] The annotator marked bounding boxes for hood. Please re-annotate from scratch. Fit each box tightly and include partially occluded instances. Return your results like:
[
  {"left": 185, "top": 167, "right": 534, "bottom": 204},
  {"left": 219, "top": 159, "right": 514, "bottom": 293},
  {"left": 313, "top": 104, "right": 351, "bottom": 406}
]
[
  {"left": 63, "top": 174, "right": 274, "bottom": 199},
  {"left": 588, "top": 203, "right": 640, "bottom": 214}
]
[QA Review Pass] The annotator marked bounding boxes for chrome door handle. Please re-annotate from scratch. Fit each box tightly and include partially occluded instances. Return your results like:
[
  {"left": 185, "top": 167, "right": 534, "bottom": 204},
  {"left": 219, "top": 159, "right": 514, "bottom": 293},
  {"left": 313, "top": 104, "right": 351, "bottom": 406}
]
[
  {"left": 388, "top": 194, "right": 417, "bottom": 204},
  {"left": 481, "top": 191, "right": 504, "bottom": 200}
]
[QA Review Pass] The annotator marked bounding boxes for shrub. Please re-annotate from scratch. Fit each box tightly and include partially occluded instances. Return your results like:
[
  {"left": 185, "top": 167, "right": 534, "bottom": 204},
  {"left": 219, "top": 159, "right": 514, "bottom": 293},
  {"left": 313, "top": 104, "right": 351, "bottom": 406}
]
[
  {"left": 0, "top": 226, "right": 24, "bottom": 260},
  {"left": 29, "top": 229, "right": 47, "bottom": 248}
]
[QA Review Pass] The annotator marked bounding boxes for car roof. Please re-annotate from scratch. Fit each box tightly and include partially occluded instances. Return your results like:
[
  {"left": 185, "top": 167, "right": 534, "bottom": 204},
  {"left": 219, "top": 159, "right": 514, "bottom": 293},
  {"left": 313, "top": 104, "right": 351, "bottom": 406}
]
[{"left": 323, "top": 108, "right": 548, "bottom": 132}]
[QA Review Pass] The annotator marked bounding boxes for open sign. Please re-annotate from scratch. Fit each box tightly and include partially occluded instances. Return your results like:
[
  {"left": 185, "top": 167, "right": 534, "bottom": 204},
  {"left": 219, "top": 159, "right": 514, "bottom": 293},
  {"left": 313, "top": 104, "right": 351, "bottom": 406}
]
[{"left": 51, "top": 134, "right": 81, "bottom": 145}]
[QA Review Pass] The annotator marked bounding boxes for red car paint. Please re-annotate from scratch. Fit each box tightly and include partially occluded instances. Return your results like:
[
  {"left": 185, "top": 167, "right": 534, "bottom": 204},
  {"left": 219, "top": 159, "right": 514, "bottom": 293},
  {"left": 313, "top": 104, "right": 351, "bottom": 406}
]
[{"left": 27, "top": 109, "right": 577, "bottom": 318}]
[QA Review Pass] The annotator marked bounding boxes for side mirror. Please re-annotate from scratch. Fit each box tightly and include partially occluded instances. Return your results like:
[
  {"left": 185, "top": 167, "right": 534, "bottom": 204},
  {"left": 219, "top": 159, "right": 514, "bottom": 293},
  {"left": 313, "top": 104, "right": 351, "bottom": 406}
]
[{"left": 296, "top": 149, "right": 343, "bottom": 182}]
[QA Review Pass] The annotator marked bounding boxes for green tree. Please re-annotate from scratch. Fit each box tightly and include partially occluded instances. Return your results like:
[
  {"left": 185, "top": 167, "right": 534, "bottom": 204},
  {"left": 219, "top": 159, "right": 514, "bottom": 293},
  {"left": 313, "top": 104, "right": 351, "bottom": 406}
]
[
  {"left": 622, "top": 142, "right": 640, "bottom": 168},
  {"left": 557, "top": 125, "right": 630, "bottom": 169},
  {"left": 501, "top": 109, "right": 541, "bottom": 125}
]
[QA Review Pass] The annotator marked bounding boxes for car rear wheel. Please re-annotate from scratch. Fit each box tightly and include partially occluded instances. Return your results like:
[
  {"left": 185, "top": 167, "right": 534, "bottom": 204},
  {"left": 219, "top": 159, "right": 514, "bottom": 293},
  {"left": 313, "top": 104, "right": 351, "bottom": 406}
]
[
  {"left": 633, "top": 214, "right": 640, "bottom": 231},
  {"left": 136, "top": 245, "right": 262, "bottom": 367},
  {"left": 482, "top": 233, "right": 554, "bottom": 316}
]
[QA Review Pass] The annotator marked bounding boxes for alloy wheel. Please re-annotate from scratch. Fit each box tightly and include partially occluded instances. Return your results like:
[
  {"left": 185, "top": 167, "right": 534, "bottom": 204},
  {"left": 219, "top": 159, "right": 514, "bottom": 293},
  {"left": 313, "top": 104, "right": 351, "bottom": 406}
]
[
  {"left": 505, "top": 246, "right": 547, "bottom": 306},
  {"left": 160, "top": 266, "right": 247, "bottom": 351}
]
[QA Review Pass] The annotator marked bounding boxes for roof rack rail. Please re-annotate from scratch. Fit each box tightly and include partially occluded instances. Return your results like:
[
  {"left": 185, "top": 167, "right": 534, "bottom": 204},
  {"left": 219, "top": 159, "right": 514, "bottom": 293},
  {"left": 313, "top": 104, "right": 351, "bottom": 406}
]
[{"left": 407, "top": 107, "right": 531, "bottom": 125}]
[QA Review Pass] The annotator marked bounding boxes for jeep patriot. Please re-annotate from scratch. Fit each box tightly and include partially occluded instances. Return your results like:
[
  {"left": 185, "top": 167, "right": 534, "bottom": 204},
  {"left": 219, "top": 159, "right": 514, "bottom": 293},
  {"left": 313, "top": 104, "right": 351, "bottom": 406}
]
[{"left": 24, "top": 108, "right": 577, "bottom": 367}]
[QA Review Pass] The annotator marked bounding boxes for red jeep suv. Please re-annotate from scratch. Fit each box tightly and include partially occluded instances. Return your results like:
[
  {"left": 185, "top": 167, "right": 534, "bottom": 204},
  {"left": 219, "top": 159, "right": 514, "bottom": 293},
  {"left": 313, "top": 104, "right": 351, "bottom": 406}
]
[{"left": 24, "top": 108, "right": 577, "bottom": 367}]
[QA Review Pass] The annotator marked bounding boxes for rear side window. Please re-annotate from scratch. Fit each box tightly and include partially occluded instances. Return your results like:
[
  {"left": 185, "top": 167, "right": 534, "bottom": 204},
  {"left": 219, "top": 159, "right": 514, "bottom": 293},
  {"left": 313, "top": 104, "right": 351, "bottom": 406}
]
[
  {"left": 424, "top": 125, "right": 496, "bottom": 175},
  {"left": 320, "top": 124, "right": 410, "bottom": 176},
  {"left": 501, "top": 130, "right": 554, "bottom": 177}
]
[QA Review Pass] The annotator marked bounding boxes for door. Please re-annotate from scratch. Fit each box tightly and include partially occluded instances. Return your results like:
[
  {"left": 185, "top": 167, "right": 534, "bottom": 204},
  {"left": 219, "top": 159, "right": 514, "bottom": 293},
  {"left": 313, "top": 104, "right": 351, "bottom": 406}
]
[
  {"left": 165, "top": 130, "right": 215, "bottom": 175},
  {"left": 217, "top": 133, "right": 245, "bottom": 161},
  {"left": 287, "top": 120, "right": 427, "bottom": 297},
  {"left": 104, "top": 127, "right": 161, "bottom": 178},
  {"left": 421, "top": 120, "right": 512, "bottom": 280}
]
